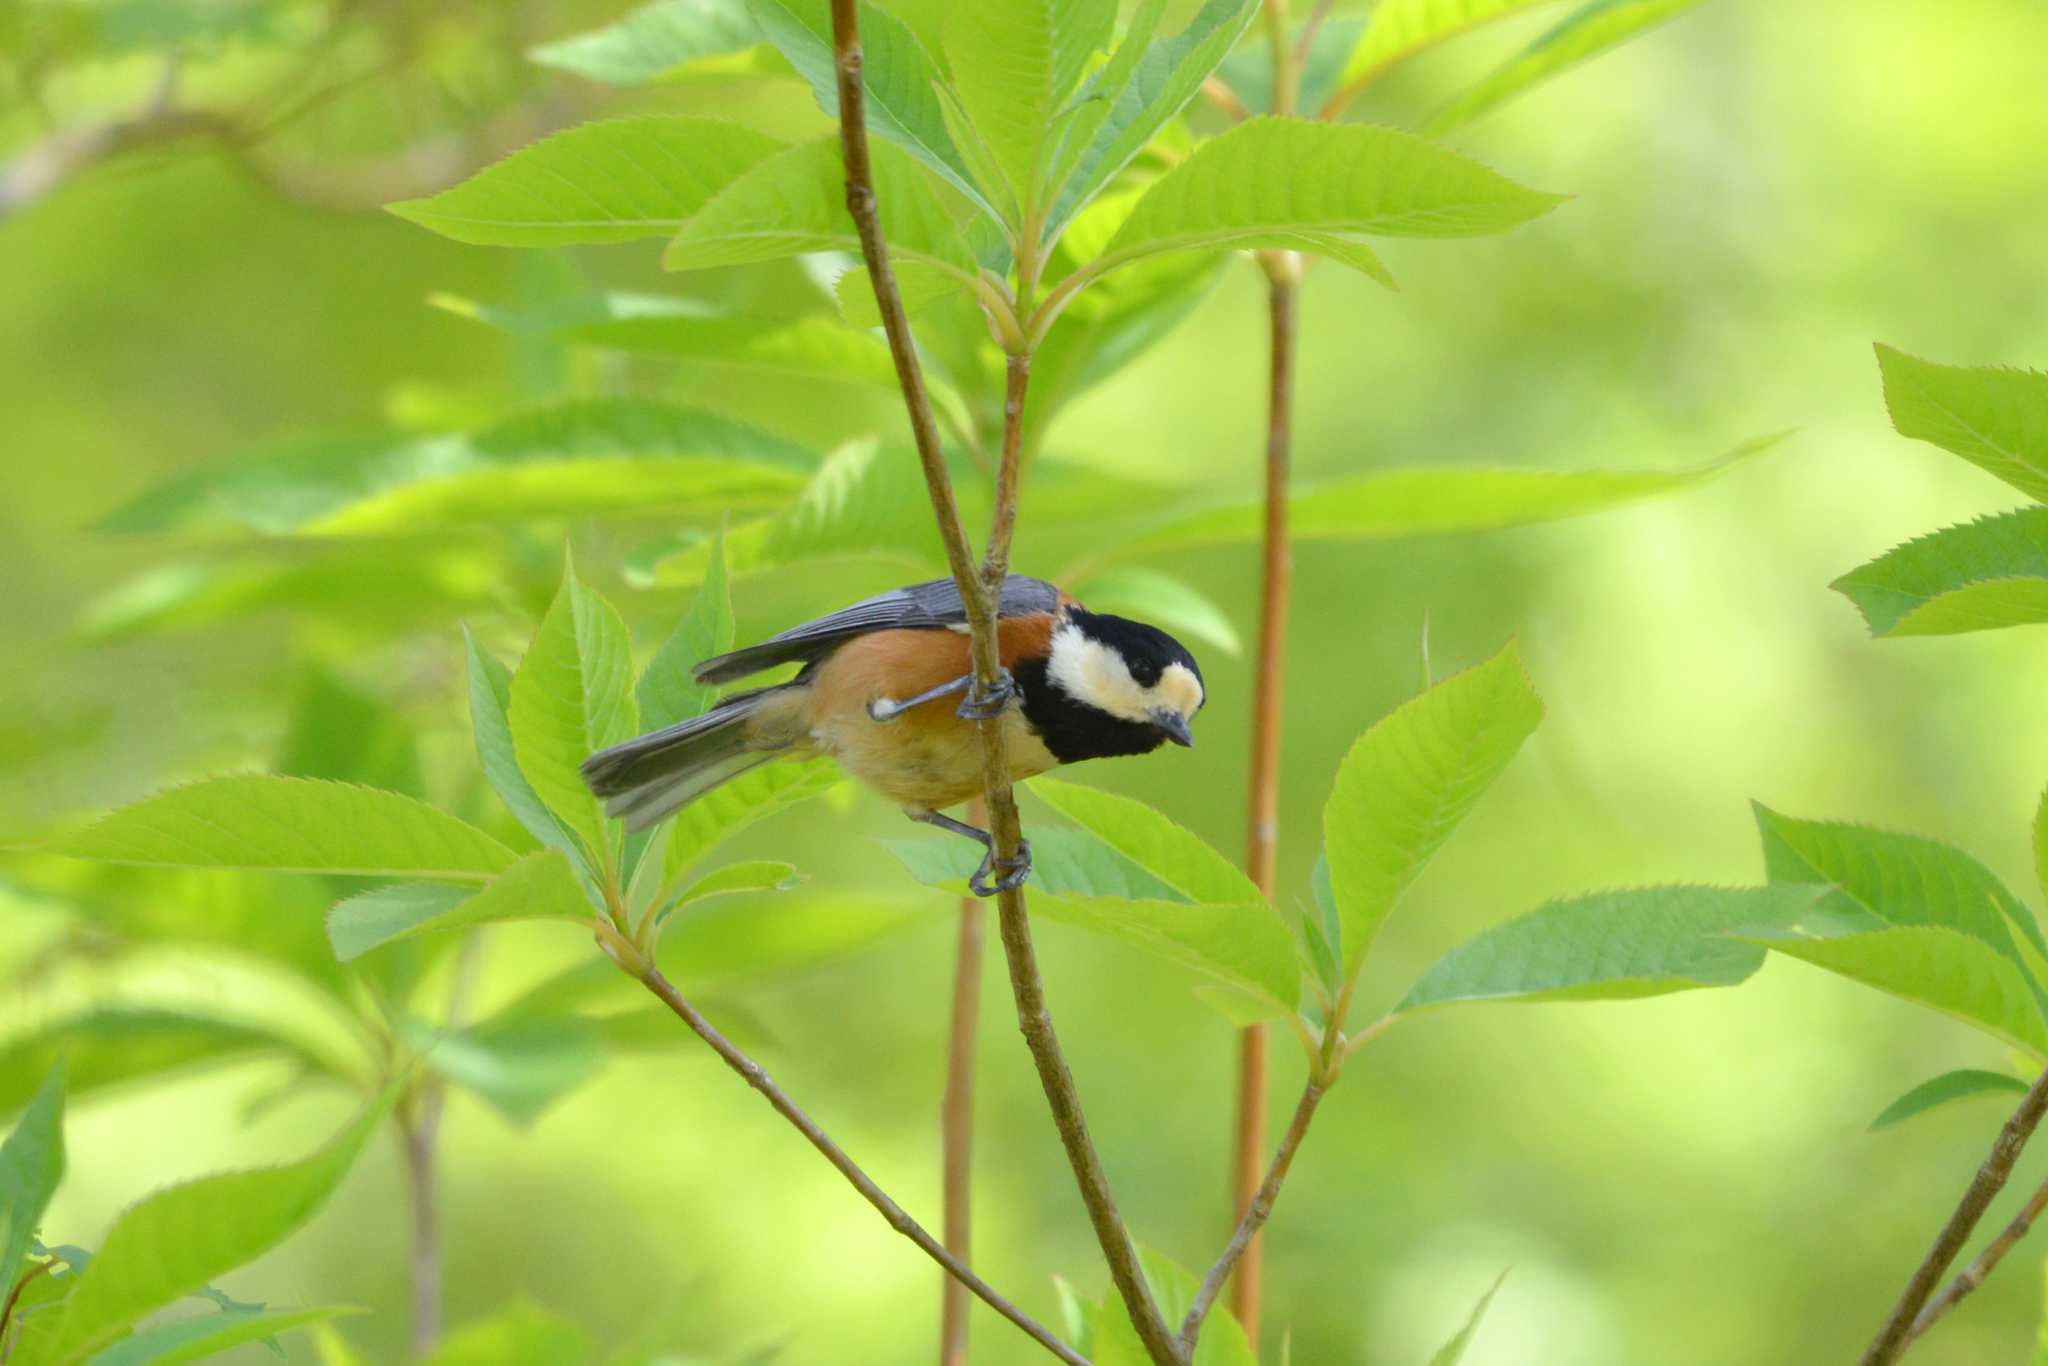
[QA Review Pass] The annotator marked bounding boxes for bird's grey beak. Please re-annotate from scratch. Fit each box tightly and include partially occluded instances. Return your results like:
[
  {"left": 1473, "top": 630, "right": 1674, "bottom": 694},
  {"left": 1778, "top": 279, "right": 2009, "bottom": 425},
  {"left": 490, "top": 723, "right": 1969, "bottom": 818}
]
[{"left": 1151, "top": 710, "right": 1194, "bottom": 748}]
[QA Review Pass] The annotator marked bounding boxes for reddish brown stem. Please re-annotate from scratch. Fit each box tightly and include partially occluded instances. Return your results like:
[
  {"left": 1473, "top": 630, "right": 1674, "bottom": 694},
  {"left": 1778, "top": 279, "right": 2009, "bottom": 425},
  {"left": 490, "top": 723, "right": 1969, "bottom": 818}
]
[{"left": 940, "top": 803, "right": 988, "bottom": 1366}]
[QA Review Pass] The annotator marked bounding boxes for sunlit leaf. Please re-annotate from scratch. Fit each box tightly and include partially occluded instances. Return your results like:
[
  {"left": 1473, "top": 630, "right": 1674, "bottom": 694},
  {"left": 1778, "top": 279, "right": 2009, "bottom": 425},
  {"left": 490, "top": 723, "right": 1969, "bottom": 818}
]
[
  {"left": 1074, "top": 568, "right": 1241, "bottom": 656},
  {"left": 1324, "top": 643, "right": 1542, "bottom": 977},
  {"left": 942, "top": 0, "right": 1116, "bottom": 212},
  {"left": 1338, "top": 0, "right": 1559, "bottom": 90},
  {"left": 640, "top": 528, "right": 735, "bottom": 733},
  {"left": 388, "top": 117, "right": 787, "bottom": 247},
  {"left": 407, "top": 1018, "right": 603, "bottom": 1127},
  {"left": 529, "top": 0, "right": 764, "bottom": 84},
  {"left": 0, "top": 1011, "right": 340, "bottom": 1115},
  {"left": 83, "top": 1305, "right": 359, "bottom": 1366},
  {"left": 1397, "top": 885, "right": 1819, "bottom": 1013},
  {"left": 1029, "top": 779, "right": 1261, "bottom": 905},
  {"left": 1869, "top": 1068, "right": 2030, "bottom": 1131},
  {"left": 1427, "top": 1270, "right": 1510, "bottom": 1366},
  {"left": 38, "top": 1096, "right": 389, "bottom": 1365},
  {"left": 1876, "top": 345, "right": 2048, "bottom": 503},
  {"left": 662, "top": 761, "right": 841, "bottom": 880},
  {"left": 510, "top": 562, "right": 638, "bottom": 859},
  {"left": 421, "top": 1301, "right": 593, "bottom": 1366},
  {"left": 1833, "top": 508, "right": 2048, "bottom": 637},
  {"left": 563, "top": 312, "right": 902, "bottom": 391},
  {"left": 466, "top": 630, "right": 584, "bottom": 863},
  {"left": 325, "top": 852, "right": 593, "bottom": 962},
  {"left": 884, "top": 827, "right": 1188, "bottom": 904},
  {"left": 48, "top": 777, "right": 517, "bottom": 881},
  {"left": 1, "top": 1066, "right": 65, "bottom": 1285},
  {"left": 674, "top": 860, "right": 803, "bottom": 907},
  {"left": 1428, "top": 0, "right": 1707, "bottom": 135}
]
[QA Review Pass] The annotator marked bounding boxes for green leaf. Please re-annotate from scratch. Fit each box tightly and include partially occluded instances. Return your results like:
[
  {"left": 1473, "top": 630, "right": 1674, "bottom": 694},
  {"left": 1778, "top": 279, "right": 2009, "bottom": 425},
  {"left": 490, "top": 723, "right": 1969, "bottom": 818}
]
[
  {"left": 1092, "top": 1249, "right": 1255, "bottom": 1366},
  {"left": 509, "top": 562, "right": 639, "bottom": 860},
  {"left": 1832, "top": 508, "right": 2048, "bottom": 637},
  {"left": 884, "top": 827, "right": 1191, "bottom": 904},
  {"left": 1397, "top": 885, "right": 1820, "bottom": 1013},
  {"left": 562, "top": 312, "right": 903, "bottom": 391},
  {"left": 48, "top": 777, "right": 517, "bottom": 882},
  {"left": 1739, "top": 923, "right": 2048, "bottom": 1056},
  {"left": 747, "top": 0, "right": 991, "bottom": 215},
  {"left": 1324, "top": 643, "right": 1542, "bottom": 977},
  {"left": 942, "top": 0, "right": 1116, "bottom": 212},
  {"left": 83, "top": 1305, "right": 359, "bottom": 1366},
  {"left": 1029, "top": 779, "right": 1261, "bottom": 905},
  {"left": 1870, "top": 1069, "right": 2031, "bottom": 1131},
  {"left": 1114, "top": 434, "right": 1787, "bottom": 557},
  {"left": 662, "top": 761, "right": 841, "bottom": 880},
  {"left": 1096, "top": 117, "right": 1562, "bottom": 286},
  {"left": 661, "top": 890, "right": 921, "bottom": 982},
  {"left": 1427, "top": 0, "right": 1705, "bottom": 136},
  {"left": 388, "top": 117, "right": 787, "bottom": 247},
  {"left": 1427, "top": 1270, "right": 1510, "bottom": 1366},
  {"left": 529, "top": 0, "right": 763, "bottom": 84},
  {"left": 2036, "top": 785, "right": 2048, "bottom": 911},
  {"left": 407, "top": 1018, "right": 603, "bottom": 1127},
  {"left": 674, "top": 860, "right": 803, "bottom": 906},
  {"left": 662, "top": 138, "right": 977, "bottom": 280},
  {"left": 0, "top": 1012, "right": 337, "bottom": 1116},
  {"left": 1073, "top": 568, "right": 1241, "bottom": 656},
  {"left": 1, "top": 1067, "right": 64, "bottom": 1287},
  {"left": 38, "top": 1097, "right": 389, "bottom": 1366},
  {"left": 640, "top": 528, "right": 735, "bottom": 733},
  {"left": 1046, "top": 0, "right": 1260, "bottom": 237},
  {"left": 1876, "top": 345, "right": 2048, "bottom": 502},
  {"left": 422, "top": 1302, "right": 593, "bottom": 1366},
  {"left": 1339, "top": 0, "right": 1559, "bottom": 89},
  {"left": 466, "top": 630, "right": 583, "bottom": 863},
  {"left": 326, "top": 852, "right": 594, "bottom": 962},
  {"left": 276, "top": 668, "right": 422, "bottom": 797}
]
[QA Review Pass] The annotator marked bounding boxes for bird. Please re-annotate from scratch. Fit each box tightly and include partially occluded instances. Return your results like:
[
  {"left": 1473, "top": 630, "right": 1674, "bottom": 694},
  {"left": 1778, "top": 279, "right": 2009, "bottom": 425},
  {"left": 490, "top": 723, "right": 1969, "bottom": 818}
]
[{"left": 580, "top": 575, "right": 1205, "bottom": 896}]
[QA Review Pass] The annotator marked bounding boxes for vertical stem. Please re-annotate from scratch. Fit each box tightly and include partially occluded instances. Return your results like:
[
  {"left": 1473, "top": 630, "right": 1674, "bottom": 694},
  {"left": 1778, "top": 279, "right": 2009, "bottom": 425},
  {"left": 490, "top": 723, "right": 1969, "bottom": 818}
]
[
  {"left": 1230, "top": 5, "right": 1301, "bottom": 1345},
  {"left": 399, "top": 1111, "right": 443, "bottom": 1358},
  {"left": 940, "top": 808, "right": 988, "bottom": 1366}
]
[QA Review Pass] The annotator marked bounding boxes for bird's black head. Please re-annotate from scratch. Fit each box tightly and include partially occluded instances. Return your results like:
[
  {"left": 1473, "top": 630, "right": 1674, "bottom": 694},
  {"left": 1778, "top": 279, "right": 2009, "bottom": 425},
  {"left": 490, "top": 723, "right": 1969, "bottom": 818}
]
[{"left": 1015, "top": 606, "right": 1205, "bottom": 764}]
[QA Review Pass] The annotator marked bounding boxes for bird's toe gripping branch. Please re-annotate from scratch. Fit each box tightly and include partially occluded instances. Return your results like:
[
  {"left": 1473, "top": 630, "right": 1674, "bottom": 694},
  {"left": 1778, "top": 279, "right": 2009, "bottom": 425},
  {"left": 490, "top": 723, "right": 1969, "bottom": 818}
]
[
  {"left": 955, "top": 666, "right": 1017, "bottom": 723},
  {"left": 907, "top": 808, "right": 1034, "bottom": 897}
]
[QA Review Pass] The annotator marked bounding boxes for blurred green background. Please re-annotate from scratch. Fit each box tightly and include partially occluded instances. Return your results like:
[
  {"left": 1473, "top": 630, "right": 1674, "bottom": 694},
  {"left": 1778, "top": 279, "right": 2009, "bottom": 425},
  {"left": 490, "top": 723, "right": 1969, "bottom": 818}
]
[{"left": 7, "top": 1, "right": 2048, "bottom": 1362}]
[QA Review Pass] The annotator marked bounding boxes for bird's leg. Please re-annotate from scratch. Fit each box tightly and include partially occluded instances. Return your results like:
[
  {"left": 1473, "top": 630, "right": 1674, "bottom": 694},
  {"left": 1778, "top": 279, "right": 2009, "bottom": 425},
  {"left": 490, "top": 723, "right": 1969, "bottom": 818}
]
[
  {"left": 906, "top": 808, "right": 1033, "bottom": 898},
  {"left": 868, "top": 673, "right": 973, "bottom": 722},
  {"left": 867, "top": 667, "right": 1017, "bottom": 724}
]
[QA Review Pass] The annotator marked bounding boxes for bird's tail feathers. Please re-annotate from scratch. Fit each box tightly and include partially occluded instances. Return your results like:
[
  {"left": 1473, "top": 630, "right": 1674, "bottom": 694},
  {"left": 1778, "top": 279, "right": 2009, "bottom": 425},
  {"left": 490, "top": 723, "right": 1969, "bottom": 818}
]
[{"left": 579, "top": 685, "right": 796, "bottom": 832}]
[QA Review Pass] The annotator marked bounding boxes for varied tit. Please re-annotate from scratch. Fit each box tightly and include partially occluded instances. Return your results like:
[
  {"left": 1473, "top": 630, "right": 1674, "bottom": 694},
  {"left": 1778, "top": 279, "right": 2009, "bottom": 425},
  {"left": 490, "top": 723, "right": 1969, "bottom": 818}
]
[{"left": 580, "top": 575, "right": 1205, "bottom": 896}]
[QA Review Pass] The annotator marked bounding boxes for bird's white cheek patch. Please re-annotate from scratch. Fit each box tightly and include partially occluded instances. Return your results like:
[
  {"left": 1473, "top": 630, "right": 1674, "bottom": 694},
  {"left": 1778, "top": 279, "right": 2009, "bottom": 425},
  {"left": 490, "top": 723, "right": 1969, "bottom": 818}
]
[{"left": 1046, "top": 627, "right": 1151, "bottom": 721}]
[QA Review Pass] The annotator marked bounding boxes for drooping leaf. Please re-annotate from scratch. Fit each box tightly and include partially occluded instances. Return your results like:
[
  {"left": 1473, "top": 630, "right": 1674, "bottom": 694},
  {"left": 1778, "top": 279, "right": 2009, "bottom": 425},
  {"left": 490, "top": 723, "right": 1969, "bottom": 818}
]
[
  {"left": 82, "top": 1305, "right": 359, "bottom": 1366},
  {"left": 942, "top": 0, "right": 1116, "bottom": 212},
  {"left": 48, "top": 777, "right": 517, "bottom": 882},
  {"left": 1091, "top": 1248, "right": 1256, "bottom": 1366},
  {"left": 38, "top": 1096, "right": 389, "bottom": 1366},
  {"left": 0, "top": 1011, "right": 339, "bottom": 1116},
  {"left": 465, "top": 630, "right": 584, "bottom": 863},
  {"left": 509, "top": 562, "right": 639, "bottom": 860},
  {"left": 407, "top": 1018, "right": 604, "bottom": 1128},
  {"left": 1, "top": 1066, "right": 65, "bottom": 1285},
  {"left": 1338, "top": 0, "right": 1560, "bottom": 90},
  {"left": 388, "top": 117, "right": 788, "bottom": 247},
  {"left": 1832, "top": 507, "right": 2048, "bottom": 637},
  {"left": 1869, "top": 1069, "right": 2031, "bottom": 1131},
  {"left": 1072, "top": 568, "right": 1242, "bottom": 656},
  {"left": 662, "top": 760, "right": 841, "bottom": 879},
  {"left": 884, "top": 827, "right": 1191, "bottom": 905},
  {"left": 748, "top": 0, "right": 992, "bottom": 215},
  {"left": 1324, "top": 643, "right": 1542, "bottom": 977},
  {"left": 1029, "top": 779, "right": 1262, "bottom": 906},
  {"left": 639, "top": 527, "right": 735, "bottom": 733},
  {"left": 663, "top": 138, "right": 978, "bottom": 280},
  {"left": 1397, "top": 885, "right": 1820, "bottom": 1013},
  {"left": 1116, "top": 435, "right": 1786, "bottom": 558},
  {"left": 421, "top": 1301, "right": 594, "bottom": 1366},
  {"left": 1426, "top": 1270, "right": 1510, "bottom": 1366},
  {"left": 1875, "top": 345, "right": 2048, "bottom": 503},
  {"left": 529, "top": 0, "right": 764, "bottom": 84},
  {"left": 325, "top": 852, "right": 594, "bottom": 962},
  {"left": 1427, "top": 0, "right": 1707, "bottom": 135}
]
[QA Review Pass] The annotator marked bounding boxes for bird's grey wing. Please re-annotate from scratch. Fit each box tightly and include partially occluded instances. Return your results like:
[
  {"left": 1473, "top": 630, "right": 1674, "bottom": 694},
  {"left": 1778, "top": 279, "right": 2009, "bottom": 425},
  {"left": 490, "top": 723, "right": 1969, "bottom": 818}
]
[{"left": 692, "top": 575, "right": 1062, "bottom": 684}]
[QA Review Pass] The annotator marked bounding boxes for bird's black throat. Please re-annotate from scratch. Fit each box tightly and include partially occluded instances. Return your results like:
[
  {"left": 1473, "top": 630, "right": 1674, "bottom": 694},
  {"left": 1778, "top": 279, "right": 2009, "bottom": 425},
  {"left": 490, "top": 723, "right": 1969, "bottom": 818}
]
[{"left": 1012, "top": 656, "right": 1166, "bottom": 765}]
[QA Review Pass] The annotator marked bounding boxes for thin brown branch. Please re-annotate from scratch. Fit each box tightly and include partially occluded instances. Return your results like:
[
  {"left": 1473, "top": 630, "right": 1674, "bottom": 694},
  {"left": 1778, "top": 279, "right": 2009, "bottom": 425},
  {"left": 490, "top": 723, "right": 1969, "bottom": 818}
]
[
  {"left": 830, "top": 3, "right": 1178, "bottom": 1362},
  {"left": 940, "top": 802, "right": 990, "bottom": 1366},
  {"left": 1860, "top": 1064, "right": 2048, "bottom": 1365},
  {"left": 1294, "top": 0, "right": 1336, "bottom": 62},
  {"left": 638, "top": 967, "right": 1086, "bottom": 1366},
  {"left": 1199, "top": 78, "right": 1252, "bottom": 123},
  {"left": 1184, "top": 1081, "right": 1324, "bottom": 1351},
  {"left": 0, "top": 1259, "right": 56, "bottom": 1360},
  {"left": 1905, "top": 1171, "right": 2048, "bottom": 1348}
]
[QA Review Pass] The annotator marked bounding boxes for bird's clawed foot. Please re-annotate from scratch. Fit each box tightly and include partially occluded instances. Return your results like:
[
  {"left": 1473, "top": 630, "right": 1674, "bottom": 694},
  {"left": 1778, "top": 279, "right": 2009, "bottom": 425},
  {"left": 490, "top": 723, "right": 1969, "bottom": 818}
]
[
  {"left": 956, "top": 667, "right": 1017, "bottom": 722},
  {"left": 970, "top": 838, "right": 1033, "bottom": 898}
]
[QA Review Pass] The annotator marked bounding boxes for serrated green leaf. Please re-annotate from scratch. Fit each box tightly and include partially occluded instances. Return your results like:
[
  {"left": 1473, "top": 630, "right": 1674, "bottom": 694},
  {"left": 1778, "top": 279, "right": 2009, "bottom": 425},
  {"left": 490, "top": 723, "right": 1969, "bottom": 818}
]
[
  {"left": 663, "top": 138, "right": 977, "bottom": 280},
  {"left": 39, "top": 1096, "right": 389, "bottom": 1365},
  {"left": 1093, "top": 117, "right": 1562, "bottom": 286},
  {"left": 562, "top": 312, "right": 902, "bottom": 390},
  {"left": 48, "top": 777, "right": 517, "bottom": 881},
  {"left": 388, "top": 117, "right": 787, "bottom": 247},
  {"left": 747, "top": 0, "right": 992, "bottom": 215},
  {"left": 1339, "top": 0, "right": 1558, "bottom": 89},
  {"left": 1045, "top": 0, "right": 1260, "bottom": 237},
  {"left": 0, "top": 1012, "right": 339, "bottom": 1116},
  {"left": 1427, "top": 0, "right": 1705, "bottom": 135},
  {"left": 884, "top": 827, "right": 1191, "bottom": 904},
  {"left": 407, "top": 1018, "right": 603, "bottom": 1127},
  {"left": 1876, "top": 345, "right": 2048, "bottom": 503},
  {"left": 1427, "top": 1270, "right": 1510, "bottom": 1366},
  {"left": 465, "top": 631, "right": 583, "bottom": 863},
  {"left": 510, "top": 563, "right": 638, "bottom": 859},
  {"left": 529, "top": 0, "right": 763, "bottom": 84},
  {"left": 639, "top": 529, "right": 734, "bottom": 733},
  {"left": 83, "top": 1305, "right": 359, "bottom": 1366},
  {"left": 1739, "top": 923, "right": 2048, "bottom": 1056},
  {"left": 1397, "top": 885, "right": 1819, "bottom": 1013},
  {"left": 1113, "top": 434, "right": 1786, "bottom": 558},
  {"left": 1092, "top": 1248, "right": 1255, "bottom": 1366},
  {"left": 422, "top": 1301, "right": 593, "bottom": 1366},
  {"left": 1833, "top": 507, "right": 2048, "bottom": 637},
  {"left": 1869, "top": 1069, "right": 2030, "bottom": 1131},
  {"left": 662, "top": 760, "right": 840, "bottom": 879},
  {"left": 326, "top": 852, "right": 594, "bottom": 962},
  {"left": 674, "top": 860, "right": 802, "bottom": 907},
  {"left": 1073, "top": 568, "right": 1241, "bottom": 656},
  {"left": 1029, "top": 779, "right": 1261, "bottom": 905},
  {"left": 1, "top": 1067, "right": 64, "bottom": 1288},
  {"left": 1325, "top": 643, "right": 1542, "bottom": 977},
  {"left": 943, "top": 0, "right": 1116, "bottom": 213}
]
